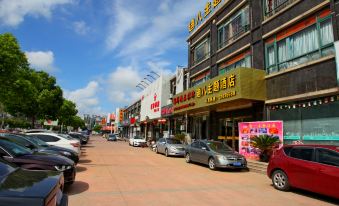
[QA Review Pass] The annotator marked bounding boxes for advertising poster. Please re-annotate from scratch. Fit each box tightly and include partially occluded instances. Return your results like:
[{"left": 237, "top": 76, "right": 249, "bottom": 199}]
[{"left": 238, "top": 121, "right": 283, "bottom": 160}]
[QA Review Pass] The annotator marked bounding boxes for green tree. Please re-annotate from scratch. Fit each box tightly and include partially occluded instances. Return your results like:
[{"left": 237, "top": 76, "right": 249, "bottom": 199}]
[
  {"left": 93, "top": 124, "right": 102, "bottom": 133},
  {"left": 0, "top": 33, "right": 29, "bottom": 100},
  {"left": 3, "top": 69, "right": 64, "bottom": 127},
  {"left": 58, "top": 99, "right": 78, "bottom": 129},
  {"left": 70, "top": 116, "right": 85, "bottom": 129}
]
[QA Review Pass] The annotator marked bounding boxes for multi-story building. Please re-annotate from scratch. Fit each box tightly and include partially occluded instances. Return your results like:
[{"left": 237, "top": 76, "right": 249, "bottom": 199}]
[
  {"left": 122, "top": 100, "right": 141, "bottom": 139},
  {"left": 172, "top": 0, "right": 339, "bottom": 149}
]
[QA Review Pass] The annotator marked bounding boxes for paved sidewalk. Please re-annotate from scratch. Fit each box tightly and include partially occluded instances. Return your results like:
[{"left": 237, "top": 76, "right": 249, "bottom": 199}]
[{"left": 66, "top": 135, "right": 337, "bottom": 206}]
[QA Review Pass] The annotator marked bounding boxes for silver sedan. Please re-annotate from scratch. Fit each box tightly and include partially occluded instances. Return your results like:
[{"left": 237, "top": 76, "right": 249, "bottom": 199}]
[
  {"left": 155, "top": 138, "right": 185, "bottom": 157},
  {"left": 185, "top": 140, "right": 247, "bottom": 170}
]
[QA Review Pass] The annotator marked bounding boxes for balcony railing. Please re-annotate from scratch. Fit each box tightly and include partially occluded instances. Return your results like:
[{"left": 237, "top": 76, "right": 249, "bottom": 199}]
[{"left": 264, "top": 0, "right": 298, "bottom": 19}]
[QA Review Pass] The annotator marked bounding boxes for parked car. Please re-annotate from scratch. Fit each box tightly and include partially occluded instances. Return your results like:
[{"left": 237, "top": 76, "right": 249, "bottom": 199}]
[
  {"left": 0, "top": 133, "right": 79, "bottom": 164},
  {"left": 0, "top": 158, "right": 68, "bottom": 206},
  {"left": 68, "top": 132, "right": 88, "bottom": 145},
  {"left": 25, "top": 129, "right": 54, "bottom": 134},
  {"left": 26, "top": 132, "right": 81, "bottom": 155},
  {"left": 267, "top": 144, "right": 339, "bottom": 199},
  {"left": 107, "top": 134, "right": 117, "bottom": 141},
  {"left": 185, "top": 140, "right": 247, "bottom": 170},
  {"left": 155, "top": 138, "right": 185, "bottom": 157},
  {"left": 129, "top": 136, "right": 146, "bottom": 147},
  {"left": 0, "top": 139, "right": 76, "bottom": 184}
]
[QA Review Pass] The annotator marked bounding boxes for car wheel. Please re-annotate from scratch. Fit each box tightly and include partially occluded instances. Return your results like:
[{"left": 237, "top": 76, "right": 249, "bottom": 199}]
[
  {"left": 155, "top": 146, "right": 158, "bottom": 154},
  {"left": 165, "top": 149, "right": 169, "bottom": 157},
  {"left": 185, "top": 153, "right": 191, "bottom": 163},
  {"left": 208, "top": 157, "right": 216, "bottom": 170},
  {"left": 272, "top": 170, "right": 290, "bottom": 191}
]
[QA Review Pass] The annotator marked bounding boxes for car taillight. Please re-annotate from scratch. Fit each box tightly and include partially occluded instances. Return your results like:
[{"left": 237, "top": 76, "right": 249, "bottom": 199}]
[{"left": 71, "top": 142, "right": 80, "bottom": 147}]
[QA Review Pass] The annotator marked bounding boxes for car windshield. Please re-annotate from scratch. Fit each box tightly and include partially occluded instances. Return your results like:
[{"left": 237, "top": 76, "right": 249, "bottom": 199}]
[
  {"left": 206, "top": 141, "right": 233, "bottom": 152},
  {"left": 0, "top": 159, "right": 16, "bottom": 178},
  {"left": 25, "top": 135, "right": 49, "bottom": 147},
  {"left": 0, "top": 139, "right": 32, "bottom": 157},
  {"left": 109, "top": 134, "right": 116, "bottom": 137},
  {"left": 58, "top": 134, "right": 74, "bottom": 140},
  {"left": 166, "top": 139, "right": 181, "bottom": 144},
  {"left": 134, "top": 136, "right": 142, "bottom": 139}
]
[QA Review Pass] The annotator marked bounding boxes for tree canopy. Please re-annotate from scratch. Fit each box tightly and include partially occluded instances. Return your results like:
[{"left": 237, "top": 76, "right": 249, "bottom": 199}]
[{"left": 0, "top": 33, "right": 84, "bottom": 129}]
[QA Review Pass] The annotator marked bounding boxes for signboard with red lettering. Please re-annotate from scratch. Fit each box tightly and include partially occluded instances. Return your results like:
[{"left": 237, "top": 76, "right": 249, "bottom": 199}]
[{"left": 140, "top": 75, "right": 171, "bottom": 121}]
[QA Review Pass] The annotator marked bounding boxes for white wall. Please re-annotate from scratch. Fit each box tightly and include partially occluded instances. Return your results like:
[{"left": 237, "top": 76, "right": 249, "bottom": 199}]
[{"left": 140, "top": 75, "right": 171, "bottom": 121}]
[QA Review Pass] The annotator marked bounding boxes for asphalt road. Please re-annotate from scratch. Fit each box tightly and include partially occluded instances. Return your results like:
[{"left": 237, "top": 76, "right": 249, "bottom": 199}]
[{"left": 65, "top": 135, "right": 338, "bottom": 206}]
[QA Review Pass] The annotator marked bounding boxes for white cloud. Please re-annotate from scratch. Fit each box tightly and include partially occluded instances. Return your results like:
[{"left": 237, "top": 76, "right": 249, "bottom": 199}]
[
  {"left": 64, "top": 81, "right": 104, "bottom": 115},
  {"left": 73, "top": 20, "right": 90, "bottom": 35},
  {"left": 106, "top": 66, "right": 142, "bottom": 104},
  {"left": 114, "top": 0, "right": 203, "bottom": 57},
  {"left": 25, "top": 51, "right": 57, "bottom": 72},
  {"left": 105, "top": 1, "right": 139, "bottom": 50},
  {"left": 0, "top": 0, "right": 73, "bottom": 27}
]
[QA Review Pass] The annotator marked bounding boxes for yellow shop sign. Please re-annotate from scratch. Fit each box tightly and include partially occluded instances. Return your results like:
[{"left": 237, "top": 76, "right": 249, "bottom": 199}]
[{"left": 188, "top": 0, "right": 224, "bottom": 33}]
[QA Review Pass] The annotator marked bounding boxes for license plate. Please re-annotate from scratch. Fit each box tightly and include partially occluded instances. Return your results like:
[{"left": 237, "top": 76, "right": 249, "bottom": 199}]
[{"left": 233, "top": 162, "right": 241, "bottom": 166}]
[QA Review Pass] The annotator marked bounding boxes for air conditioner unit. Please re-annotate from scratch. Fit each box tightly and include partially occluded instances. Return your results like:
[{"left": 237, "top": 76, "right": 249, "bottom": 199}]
[{"left": 169, "top": 93, "right": 173, "bottom": 98}]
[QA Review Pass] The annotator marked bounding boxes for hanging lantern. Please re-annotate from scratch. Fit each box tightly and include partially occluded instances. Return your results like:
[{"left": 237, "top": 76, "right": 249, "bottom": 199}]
[
  {"left": 318, "top": 100, "right": 322, "bottom": 105},
  {"left": 313, "top": 100, "right": 317, "bottom": 106},
  {"left": 288, "top": 105, "right": 291, "bottom": 109},
  {"left": 308, "top": 102, "right": 311, "bottom": 107},
  {"left": 293, "top": 104, "right": 296, "bottom": 109},
  {"left": 302, "top": 103, "right": 306, "bottom": 108},
  {"left": 330, "top": 96, "right": 335, "bottom": 102}
]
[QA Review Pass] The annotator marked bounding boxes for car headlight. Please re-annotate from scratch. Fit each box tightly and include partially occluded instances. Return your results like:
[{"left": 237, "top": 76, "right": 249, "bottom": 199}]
[
  {"left": 54, "top": 165, "right": 72, "bottom": 171},
  {"left": 216, "top": 155, "right": 226, "bottom": 161},
  {"left": 169, "top": 146, "right": 177, "bottom": 151},
  {"left": 61, "top": 151, "right": 72, "bottom": 156}
]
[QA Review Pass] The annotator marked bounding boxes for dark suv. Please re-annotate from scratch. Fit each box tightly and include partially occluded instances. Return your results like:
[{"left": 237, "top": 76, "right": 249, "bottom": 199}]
[
  {"left": 0, "top": 139, "right": 76, "bottom": 184},
  {"left": 267, "top": 144, "right": 339, "bottom": 199}
]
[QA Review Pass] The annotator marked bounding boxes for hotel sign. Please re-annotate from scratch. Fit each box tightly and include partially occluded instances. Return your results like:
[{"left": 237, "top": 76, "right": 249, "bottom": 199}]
[
  {"left": 173, "top": 68, "right": 266, "bottom": 114},
  {"left": 188, "top": 0, "right": 224, "bottom": 33}
]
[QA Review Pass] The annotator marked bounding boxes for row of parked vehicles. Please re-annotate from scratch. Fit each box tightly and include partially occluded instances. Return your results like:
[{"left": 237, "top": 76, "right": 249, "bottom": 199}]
[
  {"left": 0, "top": 130, "right": 90, "bottom": 206},
  {"left": 128, "top": 136, "right": 339, "bottom": 199}
]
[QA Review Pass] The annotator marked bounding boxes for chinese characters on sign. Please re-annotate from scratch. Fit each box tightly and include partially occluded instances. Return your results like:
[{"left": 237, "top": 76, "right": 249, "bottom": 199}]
[
  {"left": 188, "top": 0, "right": 223, "bottom": 32},
  {"left": 173, "top": 90, "right": 196, "bottom": 105},
  {"left": 196, "top": 74, "right": 236, "bottom": 103}
]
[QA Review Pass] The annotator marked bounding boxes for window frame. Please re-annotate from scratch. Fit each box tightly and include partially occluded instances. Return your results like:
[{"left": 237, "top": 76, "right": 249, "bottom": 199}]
[
  {"left": 34, "top": 134, "right": 60, "bottom": 142},
  {"left": 193, "top": 37, "right": 210, "bottom": 66},
  {"left": 217, "top": 5, "right": 250, "bottom": 49},
  {"left": 265, "top": 14, "right": 334, "bottom": 74},
  {"left": 315, "top": 148, "right": 339, "bottom": 167},
  {"left": 288, "top": 147, "right": 315, "bottom": 162},
  {"left": 219, "top": 54, "right": 252, "bottom": 74}
]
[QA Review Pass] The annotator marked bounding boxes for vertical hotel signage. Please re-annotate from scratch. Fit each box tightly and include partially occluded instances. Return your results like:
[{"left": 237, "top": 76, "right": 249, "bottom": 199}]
[{"left": 188, "top": 0, "right": 223, "bottom": 33}]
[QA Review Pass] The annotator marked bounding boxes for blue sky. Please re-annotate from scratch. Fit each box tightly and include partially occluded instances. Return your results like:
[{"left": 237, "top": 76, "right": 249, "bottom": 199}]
[{"left": 0, "top": 0, "right": 204, "bottom": 116}]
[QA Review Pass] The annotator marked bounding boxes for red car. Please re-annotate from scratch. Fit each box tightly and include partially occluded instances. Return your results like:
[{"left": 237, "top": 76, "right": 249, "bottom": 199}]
[{"left": 267, "top": 144, "right": 339, "bottom": 199}]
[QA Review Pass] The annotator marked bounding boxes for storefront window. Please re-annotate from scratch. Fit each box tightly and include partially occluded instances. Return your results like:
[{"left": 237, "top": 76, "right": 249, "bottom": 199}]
[
  {"left": 265, "top": 12, "right": 334, "bottom": 74},
  {"left": 218, "top": 5, "right": 250, "bottom": 49},
  {"left": 269, "top": 101, "right": 339, "bottom": 145}
]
